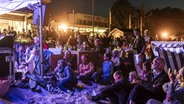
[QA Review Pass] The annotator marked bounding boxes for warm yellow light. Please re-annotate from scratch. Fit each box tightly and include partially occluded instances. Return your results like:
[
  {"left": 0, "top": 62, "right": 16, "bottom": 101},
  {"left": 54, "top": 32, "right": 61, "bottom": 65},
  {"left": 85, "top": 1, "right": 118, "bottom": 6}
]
[
  {"left": 58, "top": 24, "right": 68, "bottom": 32},
  {"left": 161, "top": 32, "right": 168, "bottom": 39}
]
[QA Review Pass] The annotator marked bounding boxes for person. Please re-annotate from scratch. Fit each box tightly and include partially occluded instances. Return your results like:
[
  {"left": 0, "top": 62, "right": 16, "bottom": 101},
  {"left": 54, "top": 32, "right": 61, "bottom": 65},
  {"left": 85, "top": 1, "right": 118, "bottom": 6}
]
[
  {"left": 15, "top": 45, "right": 26, "bottom": 69},
  {"left": 85, "top": 71, "right": 131, "bottom": 104},
  {"left": 120, "top": 50, "right": 133, "bottom": 78},
  {"left": 62, "top": 50, "right": 75, "bottom": 70},
  {"left": 78, "top": 54, "right": 95, "bottom": 85},
  {"left": 20, "top": 46, "right": 53, "bottom": 92},
  {"left": 92, "top": 52, "right": 114, "bottom": 85},
  {"left": 144, "top": 29, "right": 150, "bottom": 43},
  {"left": 47, "top": 26, "right": 57, "bottom": 41},
  {"left": 94, "top": 39, "right": 105, "bottom": 54},
  {"left": 128, "top": 57, "right": 170, "bottom": 104},
  {"left": 29, "top": 36, "right": 40, "bottom": 51},
  {"left": 0, "top": 79, "right": 12, "bottom": 97},
  {"left": 132, "top": 28, "right": 146, "bottom": 69},
  {"left": 54, "top": 59, "right": 78, "bottom": 95},
  {"left": 146, "top": 67, "right": 184, "bottom": 104},
  {"left": 67, "top": 33, "right": 77, "bottom": 50},
  {"left": 111, "top": 50, "right": 121, "bottom": 71},
  {"left": 128, "top": 71, "right": 141, "bottom": 86},
  {"left": 29, "top": 36, "right": 48, "bottom": 51},
  {"left": 80, "top": 41, "right": 90, "bottom": 51}
]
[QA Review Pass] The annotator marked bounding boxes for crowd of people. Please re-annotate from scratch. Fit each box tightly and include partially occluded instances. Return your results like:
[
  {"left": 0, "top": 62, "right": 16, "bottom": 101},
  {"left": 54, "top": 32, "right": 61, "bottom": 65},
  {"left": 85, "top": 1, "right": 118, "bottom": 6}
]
[{"left": 0, "top": 26, "right": 183, "bottom": 104}]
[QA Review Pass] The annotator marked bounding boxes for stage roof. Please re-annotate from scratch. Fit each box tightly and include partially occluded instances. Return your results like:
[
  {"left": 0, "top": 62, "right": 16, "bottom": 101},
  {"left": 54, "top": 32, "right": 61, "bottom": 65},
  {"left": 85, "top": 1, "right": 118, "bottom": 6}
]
[{"left": 0, "top": 0, "right": 39, "bottom": 15}]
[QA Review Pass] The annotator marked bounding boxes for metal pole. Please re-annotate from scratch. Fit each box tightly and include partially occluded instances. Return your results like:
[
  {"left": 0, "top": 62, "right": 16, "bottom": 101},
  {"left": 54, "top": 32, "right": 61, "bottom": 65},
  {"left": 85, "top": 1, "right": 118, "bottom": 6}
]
[
  {"left": 129, "top": 14, "right": 131, "bottom": 29},
  {"left": 109, "top": 8, "right": 111, "bottom": 33},
  {"left": 39, "top": 0, "right": 43, "bottom": 77},
  {"left": 92, "top": 0, "right": 94, "bottom": 35},
  {"left": 73, "top": 9, "right": 75, "bottom": 30}
]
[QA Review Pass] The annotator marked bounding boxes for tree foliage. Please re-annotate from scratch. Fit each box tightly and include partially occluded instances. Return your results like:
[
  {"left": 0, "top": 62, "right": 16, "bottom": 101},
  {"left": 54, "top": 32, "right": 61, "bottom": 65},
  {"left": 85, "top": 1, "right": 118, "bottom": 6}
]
[
  {"left": 144, "top": 7, "right": 184, "bottom": 35},
  {"left": 111, "top": 0, "right": 134, "bottom": 30}
]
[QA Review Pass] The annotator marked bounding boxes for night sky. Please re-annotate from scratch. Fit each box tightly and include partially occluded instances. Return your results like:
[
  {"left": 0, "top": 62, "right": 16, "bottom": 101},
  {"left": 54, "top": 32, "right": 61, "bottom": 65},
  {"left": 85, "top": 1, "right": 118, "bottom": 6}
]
[{"left": 51, "top": 0, "right": 184, "bottom": 17}]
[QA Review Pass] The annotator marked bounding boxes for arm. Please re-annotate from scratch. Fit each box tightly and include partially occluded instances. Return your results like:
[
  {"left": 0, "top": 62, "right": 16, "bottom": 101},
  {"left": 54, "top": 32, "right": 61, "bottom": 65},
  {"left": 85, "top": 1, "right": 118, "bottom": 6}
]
[
  {"left": 60, "top": 66, "right": 72, "bottom": 82},
  {"left": 79, "top": 64, "right": 84, "bottom": 75},
  {"left": 84, "top": 62, "right": 95, "bottom": 76}
]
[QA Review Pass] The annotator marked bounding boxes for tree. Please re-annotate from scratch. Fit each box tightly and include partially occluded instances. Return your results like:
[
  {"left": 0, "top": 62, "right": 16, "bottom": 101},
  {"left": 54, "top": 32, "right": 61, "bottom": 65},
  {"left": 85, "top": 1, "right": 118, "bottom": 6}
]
[
  {"left": 144, "top": 7, "right": 184, "bottom": 36},
  {"left": 111, "top": 0, "right": 134, "bottom": 30}
]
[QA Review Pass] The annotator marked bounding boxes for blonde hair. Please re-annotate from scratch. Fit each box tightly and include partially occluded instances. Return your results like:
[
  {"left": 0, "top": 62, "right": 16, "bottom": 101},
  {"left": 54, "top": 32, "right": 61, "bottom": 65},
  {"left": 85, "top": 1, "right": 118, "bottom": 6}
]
[{"left": 178, "top": 67, "right": 184, "bottom": 85}]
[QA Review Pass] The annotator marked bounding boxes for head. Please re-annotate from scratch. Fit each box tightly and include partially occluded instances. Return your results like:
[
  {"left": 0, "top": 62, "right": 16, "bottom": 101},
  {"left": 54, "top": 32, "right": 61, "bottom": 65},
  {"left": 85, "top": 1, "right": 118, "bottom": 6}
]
[
  {"left": 129, "top": 71, "right": 138, "bottom": 82},
  {"left": 113, "top": 71, "right": 123, "bottom": 82},
  {"left": 81, "top": 54, "right": 89, "bottom": 64},
  {"left": 33, "top": 36, "right": 40, "bottom": 45},
  {"left": 82, "top": 41, "right": 88, "bottom": 47},
  {"left": 63, "top": 50, "right": 71, "bottom": 59},
  {"left": 151, "top": 57, "right": 165, "bottom": 73},
  {"left": 112, "top": 50, "right": 119, "bottom": 57},
  {"left": 18, "top": 45, "right": 24, "bottom": 52},
  {"left": 142, "top": 62, "right": 151, "bottom": 73},
  {"left": 176, "top": 67, "right": 184, "bottom": 84},
  {"left": 103, "top": 52, "right": 111, "bottom": 61},
  {"left": 57, "top": 59, "right": 67, "bottom": 68},
  {"left": 134, "top": 28, "right": 141, "bottom": 37},
  {"left": 94, "top": 39, "right": 100, "bottom": 46},
  {"left": 144, "top": 29, "right": 149, "bottom": 36}
]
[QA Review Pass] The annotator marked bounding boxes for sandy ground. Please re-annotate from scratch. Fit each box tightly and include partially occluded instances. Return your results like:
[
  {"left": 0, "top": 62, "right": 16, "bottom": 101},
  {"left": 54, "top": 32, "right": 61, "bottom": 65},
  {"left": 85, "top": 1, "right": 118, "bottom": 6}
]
[{"left": 0, "top": 82, "right": 110, "bottom": 104}]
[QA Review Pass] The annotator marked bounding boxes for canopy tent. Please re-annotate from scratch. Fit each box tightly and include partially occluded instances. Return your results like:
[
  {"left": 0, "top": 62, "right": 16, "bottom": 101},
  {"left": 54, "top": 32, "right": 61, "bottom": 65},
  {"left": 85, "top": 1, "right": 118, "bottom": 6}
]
[
  {"left": 0, "top": 0, "right": 39, "bottom": 15},
  {"left": 152, "top": 41, "right": 184, "bottom": 72},
  {"left": 0, "top": 0, "right": 46, "bottom": 76}
]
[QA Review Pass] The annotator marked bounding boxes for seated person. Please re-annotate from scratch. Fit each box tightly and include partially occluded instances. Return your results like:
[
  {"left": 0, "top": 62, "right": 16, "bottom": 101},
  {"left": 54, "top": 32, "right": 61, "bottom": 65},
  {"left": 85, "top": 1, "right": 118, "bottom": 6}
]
[
  {"left": 0, "top": 79, "right": 12, "bottom": 97},
  {"left": 92, "top": 52, "right": 114, "bottom": 85},
  {"left": 120, "top": 50, "right": 132, "bottom": 78},
  {"left": 54, "top": 59, "right": 78, "bottom": 95},
  {"left": 128, "top": 57, "right": 170, "bottom": 104},
  {"left": 111, "top": 50, "right": 121, "bottom": 71},
  {"left": 63, "top": 50, "right": 75, "bottom": 70},
  {"left": 85, "top": 71, "right": 131, "bottom": 104},
  {"left": 128, "top": 71, "right": 141, "bottom": 86},
  {"left": 146, "top": 67, "right": 184, "bottom": 104},
  {"left": 15, "top": 44, "right": 26, "bottom": 69},
  {"left": 78, "top": 54, "right": 95, "bottom": 85},
  {"left": 136, "top": 61, "right": 151, "bottom": 81}
]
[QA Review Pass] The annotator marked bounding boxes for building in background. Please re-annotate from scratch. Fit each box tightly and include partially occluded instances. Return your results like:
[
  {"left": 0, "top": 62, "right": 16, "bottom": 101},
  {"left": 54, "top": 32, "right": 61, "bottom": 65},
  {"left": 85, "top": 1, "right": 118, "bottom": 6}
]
[{"left": 54, "top": 12, "right": 109, "bottom": 36}]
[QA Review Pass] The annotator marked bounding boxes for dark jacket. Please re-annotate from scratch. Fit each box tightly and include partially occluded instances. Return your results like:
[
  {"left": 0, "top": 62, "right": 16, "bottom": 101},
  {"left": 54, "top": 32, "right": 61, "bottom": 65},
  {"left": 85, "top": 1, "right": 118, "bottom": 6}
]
[{"left": 144, "top": 71, "right": 170, "bottom": 101}]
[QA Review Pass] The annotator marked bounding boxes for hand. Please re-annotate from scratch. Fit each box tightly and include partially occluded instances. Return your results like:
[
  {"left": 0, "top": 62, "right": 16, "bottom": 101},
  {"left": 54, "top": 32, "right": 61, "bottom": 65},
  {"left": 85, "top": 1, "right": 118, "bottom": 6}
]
[{"left": 169, "top": 73, "right": 175, "bottom": 83}]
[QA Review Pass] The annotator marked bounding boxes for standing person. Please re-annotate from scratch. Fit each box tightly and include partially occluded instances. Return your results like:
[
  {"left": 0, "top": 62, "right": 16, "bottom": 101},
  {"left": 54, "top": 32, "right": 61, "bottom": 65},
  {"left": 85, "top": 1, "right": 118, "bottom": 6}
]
[
  {"left": 85, "top": 71, "right": 131, "bottom": 104},
  {"left": 128, "top": 57, "right": 170, "bottom": 104},
  {"left": 132, "top": 29, "right": 146, "bottom": 65},
  {"left": 54, "top": 59, "right": 78, "bottom": 95},
  {"left": 47, "top": 26, "right": 57, "bottom": 41},
  {"left": 132, "top": 28, "right": 146, "bottom": 71},
  {"left": 78, "top": 54, "right": 95, "bottom": 85}
]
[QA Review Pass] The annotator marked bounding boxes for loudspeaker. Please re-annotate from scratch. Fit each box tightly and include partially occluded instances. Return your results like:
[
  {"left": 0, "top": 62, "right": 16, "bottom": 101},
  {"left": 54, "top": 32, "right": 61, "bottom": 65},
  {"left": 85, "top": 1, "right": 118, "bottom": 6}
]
[{"left": 0, "top": 53, "right": 13, "bottom": 78}]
